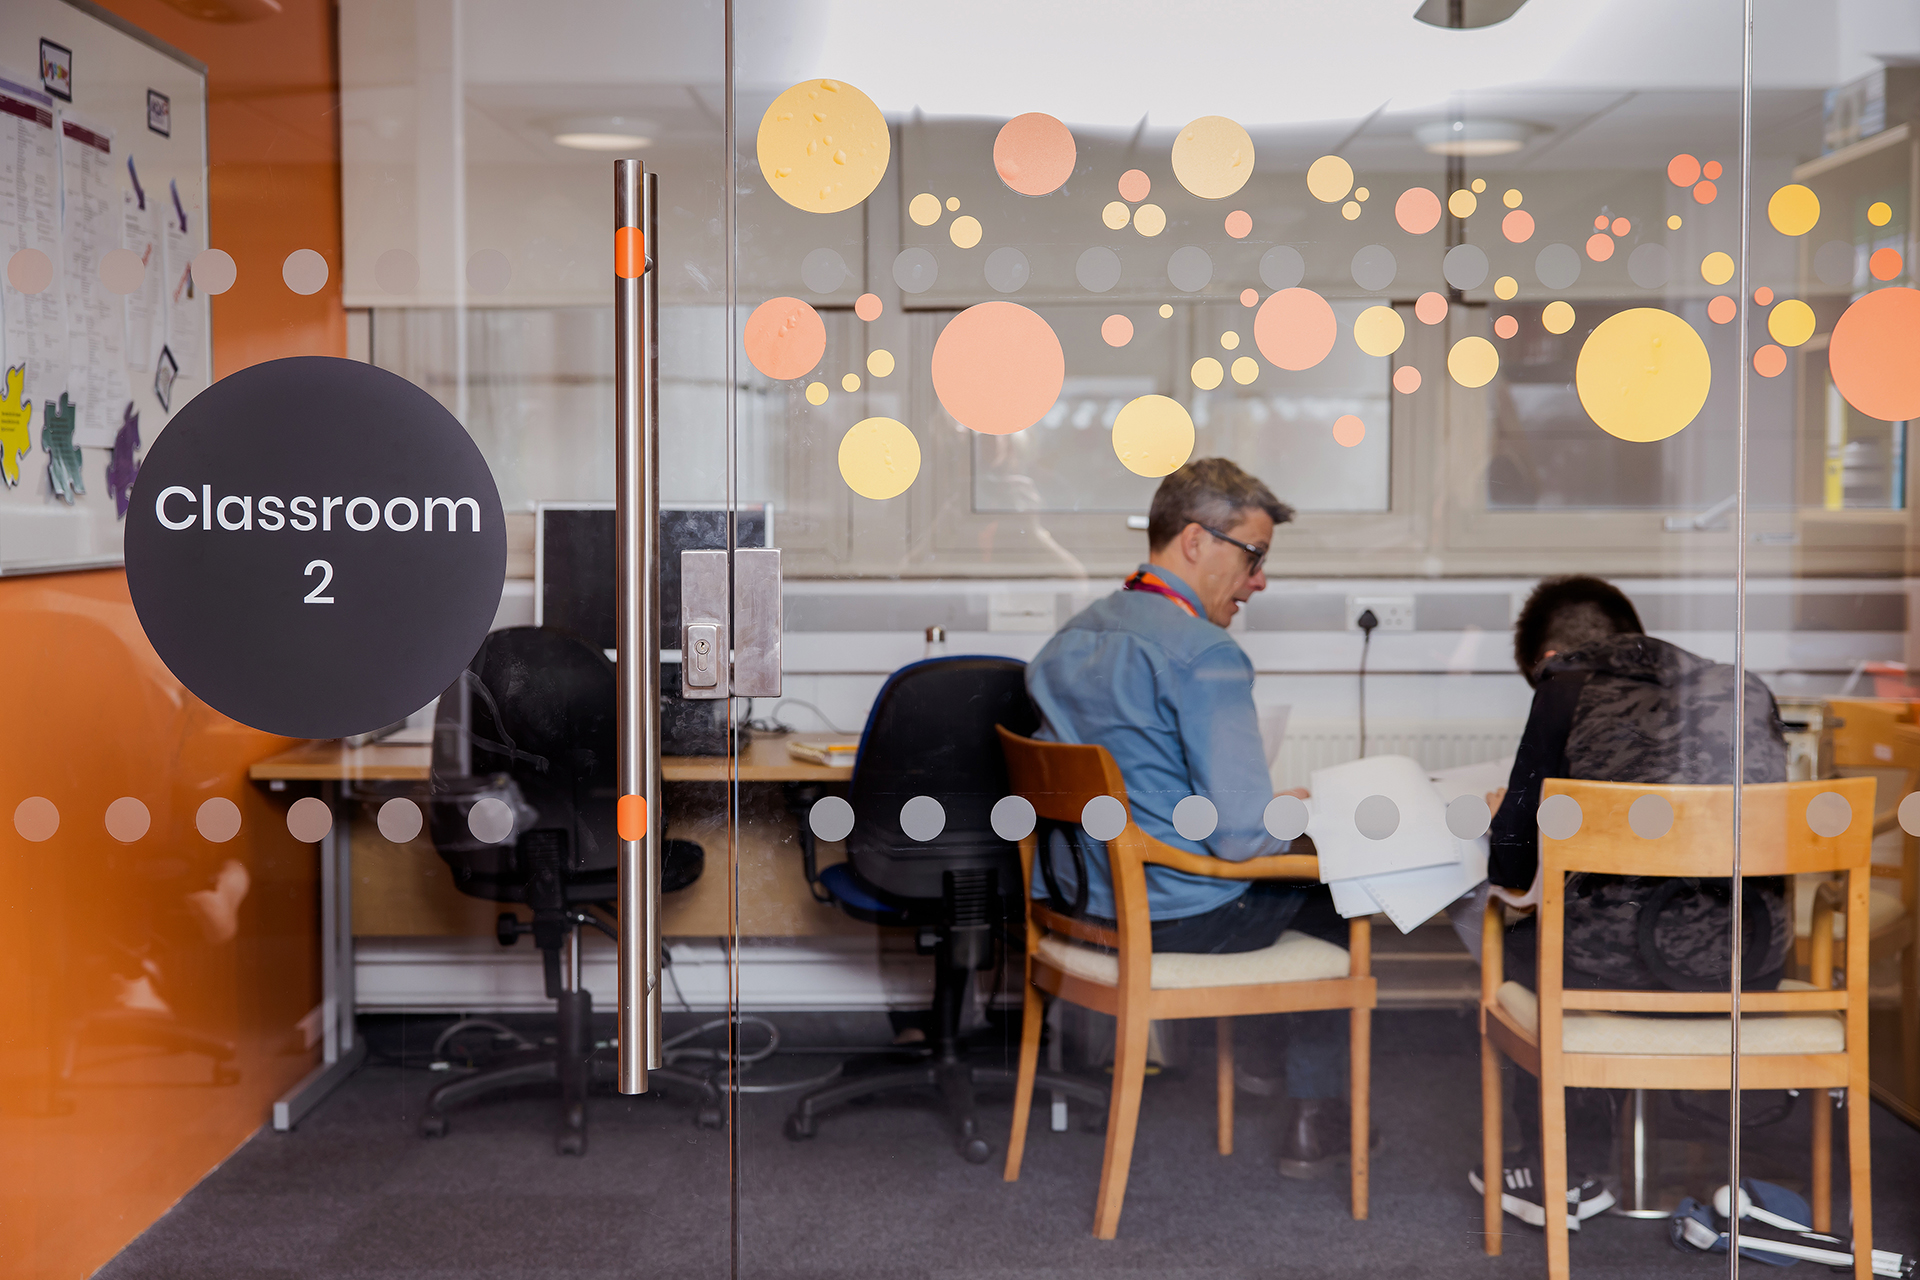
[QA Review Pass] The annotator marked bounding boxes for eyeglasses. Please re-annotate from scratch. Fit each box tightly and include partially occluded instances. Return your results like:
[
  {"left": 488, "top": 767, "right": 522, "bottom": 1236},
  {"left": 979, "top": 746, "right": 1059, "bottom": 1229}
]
[{"left": 1199, "top": 524, "right": 1269, "bottom": 574}]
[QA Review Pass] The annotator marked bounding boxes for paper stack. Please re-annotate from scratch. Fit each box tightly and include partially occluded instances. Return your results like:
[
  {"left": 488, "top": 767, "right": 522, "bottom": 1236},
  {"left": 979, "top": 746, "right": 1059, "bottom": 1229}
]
[{"left": 1304, "top": 754, "right": 1511, "bottom": 933}]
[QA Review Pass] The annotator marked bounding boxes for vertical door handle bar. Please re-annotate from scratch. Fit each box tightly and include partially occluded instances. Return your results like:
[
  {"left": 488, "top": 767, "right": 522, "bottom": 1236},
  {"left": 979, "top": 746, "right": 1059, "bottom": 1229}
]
[{"left": 614, "top": 160, "right": 662, "bottom": 1092}]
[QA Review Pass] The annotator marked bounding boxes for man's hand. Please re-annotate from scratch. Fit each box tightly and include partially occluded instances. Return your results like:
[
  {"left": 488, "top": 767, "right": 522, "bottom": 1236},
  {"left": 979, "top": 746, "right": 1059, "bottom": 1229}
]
[{"left": 1485, "top": 786, "right": 1507, "bottom": 815}]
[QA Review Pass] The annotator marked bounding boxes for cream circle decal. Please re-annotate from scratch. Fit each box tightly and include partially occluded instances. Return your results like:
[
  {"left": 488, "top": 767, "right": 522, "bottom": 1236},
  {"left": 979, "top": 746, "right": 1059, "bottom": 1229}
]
[
  {"left": 994, "top": 113, "right": 1076, "bottom": 196},
  {"left": 1253, "top": 288, "right": 1337, "bottom": 371},
  {"left": 1829, "top": 287, "right": 1920, "bottom": 421},
  {"left": 949, "top": 215, "right": 983, "bottom": 249},
  {"left": 929, "top": 302, "right": 1065, "bottom": 435},
  {"left": 1133, "top": 204, "right": 1166, "bottom": 236},
  {"left": 1171, "top": 116, "right": 1255, "bottom": 199},
  {"left": 1231, "top": 357, "right": 1258, "bottom": 385},
  {"left": 909, "top": 193, "right": 941, "bottom": 226},
  {"left": 1111, "top": 395, "right": 1194, "bottom": 477},
  {"left": 1542, "top": 300, "right": 1575, "bottom": 334},
  {"left": 743, "top": 297, "right": 827, "bottom": 380},
  {"left": 757, "top": 80, "right": 890, "bottom": 214},
  {"left": 1352, "top": 305, "right": 1405, "bottom": 357},
  {"left": 1447, "top": 336, "right": 1500, "bottom": 388},
  {"left": 1191, "top": 357, "right": 1224, "bottom": 390},
  {"left": 1574, "top": 308, "right": 1711, "bottom": 442},
  {"left": 1306, "top": 155, "right": 1353, "bottom": 203},
  {"left": 838, "top": 417, "right": 920, "bottom": 499}
]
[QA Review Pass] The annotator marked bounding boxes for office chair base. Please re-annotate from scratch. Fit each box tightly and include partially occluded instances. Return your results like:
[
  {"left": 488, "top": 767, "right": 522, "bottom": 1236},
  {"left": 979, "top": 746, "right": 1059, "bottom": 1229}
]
[
  {"left": 785, "top": 1060, "right": 1106, "bottom": 1163},
  {"left": 420, "top": 1050, "right": 724, "bottom": 1151}
]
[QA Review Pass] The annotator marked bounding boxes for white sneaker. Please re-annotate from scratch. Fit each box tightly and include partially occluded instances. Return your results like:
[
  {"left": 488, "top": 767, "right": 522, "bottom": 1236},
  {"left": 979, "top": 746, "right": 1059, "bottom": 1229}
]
[{"left": 1470, "top": 1162, "right": 1588, "bottom": 1230}]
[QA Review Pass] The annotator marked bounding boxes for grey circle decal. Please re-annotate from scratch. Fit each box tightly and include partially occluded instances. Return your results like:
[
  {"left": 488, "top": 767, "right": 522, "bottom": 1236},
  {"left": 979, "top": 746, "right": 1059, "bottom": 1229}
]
[
  {"left": 900, "top": 795, "right": 947, "bottom": 842},
  {"left": 892, "top": 248, "right": 938, "bottom": 294},
  {"left": 1446, "top": 794, "right": 1492, "bottom": 840},
  {"left": 1627, "top": 793, "right": 1674, "bottom": 839},
  {"left": 809, "top": 796, "right": 855, "bottom": 843},
  {"left": 1354, "top": 794, "right": 1400, "bottom": 840},
  {"left": 1627, "top": 242, "right": 1671, "bottom": 290},
  {"left": 125, "top": 356, "right": 508, "bottom": 739},
  {"left": 991, "top": 795, "right": 1038, "bottom": 841},
  {"left": 1806, "top": 790, "right": 1852, "bottom": 839},
  {"left": 1167, "top": 245, "right": 1214, "bottom": 292},
  {"left": 1443, "top": 244, "right": 1488, "bottom": 291},
  {"left": 1533, "top": 243, "right": 1580, "bottom": 290},
  {"left": 1812, "top": 240, "right": 1854, "bottom": 289},
  {"left": 984, "top": 246, "right": 1030, "bottom": 293},
  {"left": 1537, "top": 794, "right": 1583, "bottom": 841},
  {"left": 801, "top": 247, "right": 849, "bottom": 293},
  {"left": 1264, "top": 794, "right": 1309, "bottom": 840},
  {"left": 1171, "top": 794, "right": 1219, "bottom": 841},
  {"left": 1350, "top": 244, "right": 1396, "bottom": 292},
  {"left": 1075, "top": 246, "right": 1122, "bottom": 293},
  {"left": 1259, "top": 245, "right": 1306, "bottom": 291},
  {"left": 1081, "top": 795, "right": 1127, "bottom": 842}
]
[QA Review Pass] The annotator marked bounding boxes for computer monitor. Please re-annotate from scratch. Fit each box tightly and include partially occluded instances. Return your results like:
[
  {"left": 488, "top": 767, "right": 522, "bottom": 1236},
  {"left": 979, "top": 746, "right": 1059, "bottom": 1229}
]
[{"left": 535, "top": 503, "right": 771, "bottom": 655}]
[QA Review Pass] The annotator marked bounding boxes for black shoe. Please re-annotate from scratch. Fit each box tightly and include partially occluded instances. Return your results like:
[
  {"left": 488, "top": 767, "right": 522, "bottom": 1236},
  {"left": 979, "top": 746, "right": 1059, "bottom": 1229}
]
[
  {"left": 1469, "top": 1162, "right": 1597, "bottom": 1230},
  {"left": 1278, "top": 1099, "right": 1380, "bottom": 1181}
]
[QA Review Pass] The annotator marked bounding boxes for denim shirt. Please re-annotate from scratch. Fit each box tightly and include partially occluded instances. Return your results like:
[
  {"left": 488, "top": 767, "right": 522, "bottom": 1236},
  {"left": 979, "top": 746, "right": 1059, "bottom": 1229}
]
[{"left": 1025, "top": 564, "right": 1287, "bottom": 921}]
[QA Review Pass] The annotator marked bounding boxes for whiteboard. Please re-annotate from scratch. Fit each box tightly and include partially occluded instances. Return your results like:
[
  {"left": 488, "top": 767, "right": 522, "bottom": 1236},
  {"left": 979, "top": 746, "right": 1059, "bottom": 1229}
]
[{"left": 0, "top": 0, "right": 208, "bottom": 574}]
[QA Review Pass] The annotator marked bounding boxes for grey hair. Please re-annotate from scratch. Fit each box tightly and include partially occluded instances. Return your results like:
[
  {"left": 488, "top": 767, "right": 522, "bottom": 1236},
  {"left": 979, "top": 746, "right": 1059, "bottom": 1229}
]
[{"left": 1146, "top": 457, "right": 1293, "bottom": 550}]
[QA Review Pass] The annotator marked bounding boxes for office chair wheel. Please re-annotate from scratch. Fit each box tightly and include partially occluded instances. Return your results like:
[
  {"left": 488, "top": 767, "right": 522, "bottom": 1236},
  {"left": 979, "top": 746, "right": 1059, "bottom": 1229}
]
[
  {"left": 696, "top": 1104, "right": 724, "bottom": 1131},
  {"left": 420, "top": 1113, "right": 449, "bottom": 1138},
  {"left": 556, "top": 1131, "right": 585, "bottom": 1156},
  {"left": 784, "top": 1113, "right": 816, "bottom": 1142},
  {"left": 959, "top": 1136, "right": 991, "bottom": 1165}
]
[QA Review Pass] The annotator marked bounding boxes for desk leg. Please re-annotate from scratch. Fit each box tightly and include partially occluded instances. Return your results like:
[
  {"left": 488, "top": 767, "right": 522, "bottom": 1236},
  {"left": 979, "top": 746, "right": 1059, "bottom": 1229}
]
[{"left": 273, "top": 781, "right": 366, "bottom": 1131}]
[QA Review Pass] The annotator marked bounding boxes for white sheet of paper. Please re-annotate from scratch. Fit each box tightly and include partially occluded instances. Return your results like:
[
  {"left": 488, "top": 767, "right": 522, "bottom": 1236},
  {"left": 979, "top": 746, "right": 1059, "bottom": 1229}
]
[
  {"left": 1343, "top": 834, "right": 1490, "bottom": 932},
  {"left": 1429, "top": 755, "right": 1515, "bottom": 804},
  {"left": 1305, "top": 754, "right": 1464, "bottom": 880},
  {"left": 59, "top": 109, "right": 127, "bottom": 446},
  {"left": 1328, "top": 877, "right": 1381, "bottom": 919},
  {"left": 0, "top": 75, "right": 65, "bottom": 409},
  {"left": 1257, "top": 703, "right": 1289, "bottom": 769},
  {"left": 121, "top": 185, "right": 159, "bottom": 372}
]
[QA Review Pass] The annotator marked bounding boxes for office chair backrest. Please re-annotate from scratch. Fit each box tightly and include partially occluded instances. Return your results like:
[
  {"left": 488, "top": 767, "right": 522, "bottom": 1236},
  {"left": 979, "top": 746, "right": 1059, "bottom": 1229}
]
[
  {"left": 844, "top": 656, "right": 1039, "bottom": 902},
  {"left": 428, "top": 626, "right": 619, "bottom": 902}
]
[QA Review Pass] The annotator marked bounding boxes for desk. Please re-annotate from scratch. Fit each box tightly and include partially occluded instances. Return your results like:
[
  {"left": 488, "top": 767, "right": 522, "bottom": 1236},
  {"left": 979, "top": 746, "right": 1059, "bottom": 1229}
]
[{"left": 248, "top": 732, "right": 854, "bottom": 1128}]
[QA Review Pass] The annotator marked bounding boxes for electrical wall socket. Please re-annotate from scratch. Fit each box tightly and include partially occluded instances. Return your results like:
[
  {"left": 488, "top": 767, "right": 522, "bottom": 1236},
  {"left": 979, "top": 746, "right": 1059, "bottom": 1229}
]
[{"left": 1348, "top": 595, "right": 1415, "bottom": 632}]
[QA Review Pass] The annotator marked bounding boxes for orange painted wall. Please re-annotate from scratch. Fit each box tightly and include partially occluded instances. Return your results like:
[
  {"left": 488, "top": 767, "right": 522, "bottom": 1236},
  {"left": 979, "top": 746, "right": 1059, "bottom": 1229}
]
[{"left": 0, "top": 3, "right": 345, "bottom": 1276}]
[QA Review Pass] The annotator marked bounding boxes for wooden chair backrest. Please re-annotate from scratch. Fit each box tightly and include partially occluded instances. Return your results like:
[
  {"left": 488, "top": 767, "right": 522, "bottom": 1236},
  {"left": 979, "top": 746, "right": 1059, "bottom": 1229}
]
[
  {"left": 1535, "top": 776, "right": 1875, "bottom": 1020},
  {"left": 997, "top": 726, "right": 1139, "bottom": 954},
  {"left": 1828, "top": 697, "right": 1919, "bottom": 771}
]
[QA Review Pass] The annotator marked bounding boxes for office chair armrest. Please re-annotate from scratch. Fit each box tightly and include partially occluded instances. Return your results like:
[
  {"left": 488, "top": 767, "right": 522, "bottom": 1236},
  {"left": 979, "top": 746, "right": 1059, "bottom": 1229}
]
[{"left": 1135, "top": 834, "right": 1320, "bottom": 882}]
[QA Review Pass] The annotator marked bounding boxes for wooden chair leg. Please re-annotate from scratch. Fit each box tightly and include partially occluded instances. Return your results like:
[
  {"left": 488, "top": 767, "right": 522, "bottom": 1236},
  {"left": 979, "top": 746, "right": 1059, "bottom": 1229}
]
[
  {"left": 1541, "top": 1072, "right": 1571, "bottom": 1280},
  {"left": 1092, "top": 1008, "right": 1150, "bottom": 1240},
  {"left": 1811, "top": 1086, "right": 1832, "bottom": 1234},
  {"left": 1350, "top": 1003, "right": 1370, "bottom": 1221},
  {"left": 1003, "top": 980, "right": 1047, "bottom": 1182},
  {"left": 1215, "top": 1018, "right": 1233, "bottom": 1156},
  {"left": 1480, "top": 1026, "right": 1503, "bottom": 1257},
  {"left": 1847, "top": 1081, "right": 1873, "bottom": 1280}
]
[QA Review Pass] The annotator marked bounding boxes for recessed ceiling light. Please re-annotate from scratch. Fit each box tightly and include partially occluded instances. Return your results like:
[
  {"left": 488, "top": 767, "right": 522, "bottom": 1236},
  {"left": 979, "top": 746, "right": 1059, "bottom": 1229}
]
[
  {"left": 1415, "top": 119, "right": 1530, "bottom": 157},
  {"left": 551, "top": 117, "right": 655, "bottom": 152}
]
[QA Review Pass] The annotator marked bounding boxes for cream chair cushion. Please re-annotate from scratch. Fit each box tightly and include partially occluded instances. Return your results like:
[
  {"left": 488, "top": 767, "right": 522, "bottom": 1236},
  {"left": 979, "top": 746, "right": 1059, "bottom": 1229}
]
[
  {"left": 1791, "top": 875, "right": 1906, "bottom": 940},
  {"left": 1495, "top": 980, "right": 1844, "bottom": 1055},
  {"left": 1036, "top": 929, "right": 1349, "bottom": 990}
]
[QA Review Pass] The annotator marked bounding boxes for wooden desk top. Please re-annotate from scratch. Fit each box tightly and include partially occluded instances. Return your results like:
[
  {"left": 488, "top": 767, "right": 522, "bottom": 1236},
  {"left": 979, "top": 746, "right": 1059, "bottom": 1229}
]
[{"left": 249, "top": 731, "right": 854, "bottom": 784}]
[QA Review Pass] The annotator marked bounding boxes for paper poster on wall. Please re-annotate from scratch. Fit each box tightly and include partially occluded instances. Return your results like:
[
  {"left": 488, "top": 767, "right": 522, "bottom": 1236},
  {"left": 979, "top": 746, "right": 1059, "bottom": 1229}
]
[
  {"left": 162, "top": 178, "right": 202, "bottom": 389},
  {"left": 121, "top": 157, "right": 158, "bottom": 371},
  {"left": 0, "top": 74, "right": 66, "bottom": 409},
  {"left": 60, "top": 108, "right": 127, "bottom": 447}
]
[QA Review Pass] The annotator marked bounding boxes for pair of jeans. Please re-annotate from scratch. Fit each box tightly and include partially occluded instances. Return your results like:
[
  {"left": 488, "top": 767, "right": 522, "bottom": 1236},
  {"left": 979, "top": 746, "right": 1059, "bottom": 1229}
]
[{"left": 1150, "top": 880, "right": 1348, "bottom": 1100}]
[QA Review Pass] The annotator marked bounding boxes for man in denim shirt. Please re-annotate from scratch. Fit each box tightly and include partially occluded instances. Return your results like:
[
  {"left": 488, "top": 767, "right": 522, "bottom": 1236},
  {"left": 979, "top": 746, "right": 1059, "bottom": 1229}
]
[{"left": 1026, "top": 458, "right": 1361, "bottom": 1178}]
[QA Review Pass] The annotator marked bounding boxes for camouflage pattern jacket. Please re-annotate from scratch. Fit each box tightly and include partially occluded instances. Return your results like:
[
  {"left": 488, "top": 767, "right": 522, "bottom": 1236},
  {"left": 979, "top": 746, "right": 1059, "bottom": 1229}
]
[{"left": 1489, "top": 635, "right": 1791, "bottom": 990}]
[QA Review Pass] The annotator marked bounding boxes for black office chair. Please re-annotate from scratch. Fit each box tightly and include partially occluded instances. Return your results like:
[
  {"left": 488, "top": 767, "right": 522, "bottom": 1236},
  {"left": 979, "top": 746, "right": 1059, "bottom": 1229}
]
[
  {"left": 783, "top": 656, "right": 1106, "bottom": 1163},
  {"left": 422, "top": 626, "right": 713, "bottom": 1153}
]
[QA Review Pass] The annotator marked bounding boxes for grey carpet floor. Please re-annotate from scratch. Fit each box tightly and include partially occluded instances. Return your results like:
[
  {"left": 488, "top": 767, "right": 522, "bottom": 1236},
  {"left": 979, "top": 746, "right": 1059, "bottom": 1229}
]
[{"left": 97, "top": 1010, "right": 1919, "bottom": 1279}]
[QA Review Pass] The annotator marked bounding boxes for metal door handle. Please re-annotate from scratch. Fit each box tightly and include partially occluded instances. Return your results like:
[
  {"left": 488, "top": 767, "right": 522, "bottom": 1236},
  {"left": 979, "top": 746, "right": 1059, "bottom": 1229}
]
[
  {"left": 614, "top": 159, "right": 659, "bottom": 1093},
  {"left": 680, "top": 548, "right": 782, "bottom": 700}
]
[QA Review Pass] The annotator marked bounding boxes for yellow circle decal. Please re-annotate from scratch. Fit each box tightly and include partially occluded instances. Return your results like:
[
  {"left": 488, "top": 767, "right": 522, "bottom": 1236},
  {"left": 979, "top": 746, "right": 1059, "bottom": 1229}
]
[
  {"left": 1494, "top": 275, "right": 1518, "bottom": 300},
  {"left": 1869, "top": 201, "right": 1892, "bottom": 228},
  {"left": 805, "top": 381, "right": 828, "bottom": 405},
  {"left": 1172, "top": 116, "right": 1256, "bottom": 199},
  {"left": 1448, "top": 336, "right": 1500, "bottom": 388},
  {"left": 949, "top": 215, "right": 983, "bottom": 249},
  {"left": 1574, "top": 307, "right": 1711, "bottom": 442},
  {"left": 838, "top": 417, "right": 920, "bottom": 499},
  {"left": 1112, "top": 395, "right": 1195, "bottom": 477},
  {"left": 1542, "top": 300, "right": 1576, "bottom": 335},
  {"left": 757, "top": 80, "right": 891, "bottom": 214},
  {"left": 1191, "top": 357, "right": 1224, "bottom": 390},
  {"left": 1700, "top": 252, "right": 1736, "bottom": 286},
  {"left": 1102, "top": 201, "right": 1131, "bottom": 230},
  {"left": 1230, "top": 356, "right": 1259, "bottom": 385},
  {"left": 1767, "top": 298, "right": 1815, "bottom": 347},
  {"left": 1766, "top": 184, "right": 1820, "bottom": 237},
  {"left": 908, "top": 193, "right": 941, "bottom": 226},
  {"left": 1448, "top": 189, "right": 1477, "bottom": 219},
  {"left": 1353, "top": 305, "right": 1406, "bottom": 357},
  {"left": 867, "top": 348, "right": 896, "bottom": 377},
  {"left": 1134, "top": 204, "right": 1167, "bottom": 237},
  {"left": 1306, "top": 154, "right": 1353, "bottom": 203},
  {"left": 842, "top": 373, "right": 860, "bottom": 392}
]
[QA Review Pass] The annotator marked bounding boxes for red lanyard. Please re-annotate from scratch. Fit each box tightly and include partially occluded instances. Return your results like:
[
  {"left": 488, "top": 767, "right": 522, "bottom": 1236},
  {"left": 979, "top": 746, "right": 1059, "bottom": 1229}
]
[{"left": 1123, "top": 570, "right": 1198, "bottom": 619}]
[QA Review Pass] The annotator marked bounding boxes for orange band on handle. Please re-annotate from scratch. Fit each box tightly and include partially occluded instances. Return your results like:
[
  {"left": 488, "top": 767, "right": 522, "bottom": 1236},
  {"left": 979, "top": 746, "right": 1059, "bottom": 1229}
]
[
  {"left": 617, "top": 794, "right": 648, "bottom": 841},
  {"left": 614, "top": 226, "right": 646, "bottom": 279}
]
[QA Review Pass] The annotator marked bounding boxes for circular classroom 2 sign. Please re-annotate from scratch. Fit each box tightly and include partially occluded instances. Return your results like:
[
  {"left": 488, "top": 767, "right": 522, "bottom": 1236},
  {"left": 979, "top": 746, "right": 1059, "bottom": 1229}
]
[{"left": 127, "top": 356, "right": 507, "bottom": 739}]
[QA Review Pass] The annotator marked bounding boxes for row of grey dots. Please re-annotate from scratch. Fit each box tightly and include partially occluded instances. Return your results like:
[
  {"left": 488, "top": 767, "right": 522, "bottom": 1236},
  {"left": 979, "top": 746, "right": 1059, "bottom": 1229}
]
[
  {"left": 806, "top": 788, "right": 1886, "bottom": 848},
  {"left": 4, "top": 245, "right": 526, "bottom": 303},
  {"left": 10, "top": 795, "right": 518, "bottom": 847}
]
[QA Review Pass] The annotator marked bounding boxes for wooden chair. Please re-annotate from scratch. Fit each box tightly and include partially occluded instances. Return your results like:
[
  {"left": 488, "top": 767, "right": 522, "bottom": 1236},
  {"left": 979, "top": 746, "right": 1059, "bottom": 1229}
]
[
  {"left": 1479, "top": 776, "right": 1876, "bottom": 1280},
  {"left": 996, "top": 727, "right": 1377, "bottom": 1239},
  {"left": 1818, "top": 699, "right": 1920, "bottom": 1105}
]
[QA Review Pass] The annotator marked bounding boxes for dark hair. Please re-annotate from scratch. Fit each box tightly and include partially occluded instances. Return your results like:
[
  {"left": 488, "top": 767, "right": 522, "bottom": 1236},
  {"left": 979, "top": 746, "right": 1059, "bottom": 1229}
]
[
  {"left": 1146, "top": 458, "right": 1294, "bottom": 551},
  {"left": 1513, "top": 575, "right": 1645, "bottom": 685}
]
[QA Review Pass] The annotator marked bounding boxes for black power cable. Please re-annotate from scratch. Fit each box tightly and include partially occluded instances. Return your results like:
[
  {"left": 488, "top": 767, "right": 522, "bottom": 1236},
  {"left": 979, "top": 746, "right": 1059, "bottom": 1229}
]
[{"left": 1356, "top": 608, "right": 1378, "bottom": 758}]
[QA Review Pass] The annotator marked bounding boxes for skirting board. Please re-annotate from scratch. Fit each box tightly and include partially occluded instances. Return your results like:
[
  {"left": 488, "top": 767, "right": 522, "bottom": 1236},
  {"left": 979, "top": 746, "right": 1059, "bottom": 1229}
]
[{"left": 354, "top": 935, "right": 937, "bottom": 1014}]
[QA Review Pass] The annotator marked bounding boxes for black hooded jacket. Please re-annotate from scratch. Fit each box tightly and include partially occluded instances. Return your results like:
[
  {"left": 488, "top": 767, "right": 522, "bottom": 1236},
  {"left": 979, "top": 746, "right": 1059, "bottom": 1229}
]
[{"left": 1490, "top": 634, "right": 1792, "bottom": 990}]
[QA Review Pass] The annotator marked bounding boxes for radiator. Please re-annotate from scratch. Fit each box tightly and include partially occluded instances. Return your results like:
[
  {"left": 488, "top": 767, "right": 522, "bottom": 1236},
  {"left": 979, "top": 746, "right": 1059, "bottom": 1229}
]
[{"left": 1274, "top": 718, "right": 1524, "bottom": 791}]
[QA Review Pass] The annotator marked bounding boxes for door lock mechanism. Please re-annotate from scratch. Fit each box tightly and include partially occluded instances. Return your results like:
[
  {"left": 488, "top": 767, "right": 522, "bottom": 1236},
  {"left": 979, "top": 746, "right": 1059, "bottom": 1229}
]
[{"left": 679, "top": 548, "right": 781, "bottom": 699}]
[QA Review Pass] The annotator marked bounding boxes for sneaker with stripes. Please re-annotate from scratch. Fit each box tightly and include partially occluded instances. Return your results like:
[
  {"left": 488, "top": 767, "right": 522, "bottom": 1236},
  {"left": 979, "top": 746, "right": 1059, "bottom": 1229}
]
[{"left": 1470, "top": 1162, "right": 1615, "bottom": 1230}]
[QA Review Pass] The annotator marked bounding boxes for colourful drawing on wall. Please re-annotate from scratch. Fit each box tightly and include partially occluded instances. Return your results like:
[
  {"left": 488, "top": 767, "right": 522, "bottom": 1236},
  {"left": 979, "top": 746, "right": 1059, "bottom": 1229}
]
[
  {"left": 0, "top": 364, "right": 30, "bottom": 488},
  {"left": 107, "top": 402, "right": 140, "bottom": 518},
  {"left": 42, "top": 392, "right": 83, "bottom": 503}
]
